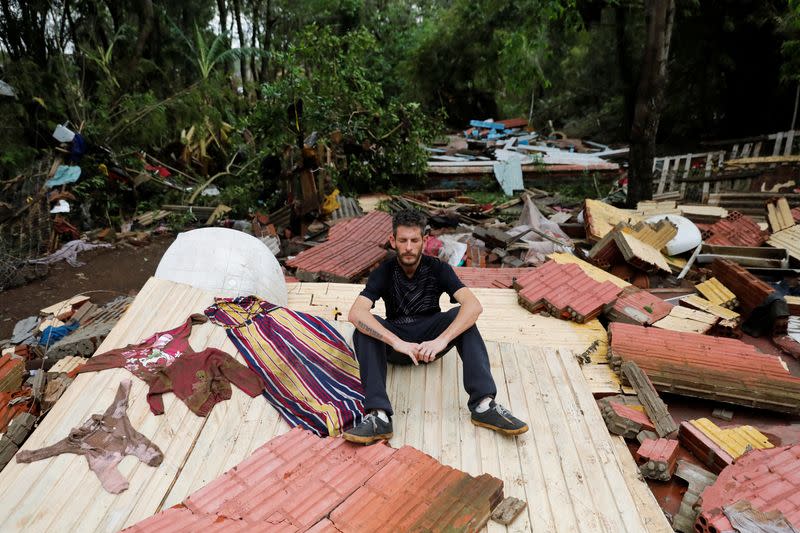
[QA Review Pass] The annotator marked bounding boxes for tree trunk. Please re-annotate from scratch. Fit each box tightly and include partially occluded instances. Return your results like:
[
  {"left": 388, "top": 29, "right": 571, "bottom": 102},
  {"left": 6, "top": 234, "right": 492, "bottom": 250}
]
[
  {"left": 250, "top": 0, "right": 262, "bottom": 83},
  {"left": 128, "top": 0, "right": 154, "bottom": 72},
  {"left": 259, "top": 0, "right": 273, "bottom": 82},
  {"left": 231, "top": 0, "right": 248, "bottom": 83},
  {"left": 626, "top": 0, "right": 675, "bottom": 208},
  {"left": 216, "top": 0, "right": 227, "bottom": 35},
  {"left": 615, "top": 4, "right": 635, "bottom": 135}
]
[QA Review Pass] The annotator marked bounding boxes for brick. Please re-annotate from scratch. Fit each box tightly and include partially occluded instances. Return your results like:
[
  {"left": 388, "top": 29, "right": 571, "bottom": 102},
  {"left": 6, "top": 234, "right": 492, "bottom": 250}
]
[
  {"left": 635, "top": 438, "right": 679, "bottom": 481},
  {"left": 687, "top": 417, "right": 772, "bottom": 461},
  {"left": 695, "top": 277, "right": 737, "bottom": 309},
  {"left": 491, "top": 496, "right": 527, "bottom": 525},
  {"left": 678, "top": 421, "right": 734, "bottom": 474},
  {"left": 0, "top": 438, "right": 18, "bottom": 471},
  {"left": 711, "top": 259, "right": 776, "bottom": 318},
  {"left": 454, "top": 267, "right": 537, "bottom": 289},
  {"left": 0, "top": 355, "right": 24, "bottom": 393},
  {"left": 702, "top": 211, "right": 769, "bottom": 247}
]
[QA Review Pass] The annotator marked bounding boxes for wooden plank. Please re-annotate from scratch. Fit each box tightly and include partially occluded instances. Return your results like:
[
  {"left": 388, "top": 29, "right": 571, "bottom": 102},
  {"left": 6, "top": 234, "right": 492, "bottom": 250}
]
[
  {"left": 553, "top": 348, "right": 654, "bottom": 532},
  {"left": 542, "top": 348, "right": 626, "bottom": 532},
  {"left": 773, "top": 131, "right": 784, "bottom": 156},
  {"left": 504, "top": 344, "right": 557, "bottom": 531}
]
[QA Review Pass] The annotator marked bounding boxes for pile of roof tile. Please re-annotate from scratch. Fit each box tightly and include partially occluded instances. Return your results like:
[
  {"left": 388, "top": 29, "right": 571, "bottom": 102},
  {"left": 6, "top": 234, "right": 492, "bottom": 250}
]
[
  {"left": 514, "top": 260, "right": 623, "bottom": 322},
  {"left": 125, "top": 427, "right": 504, "bottom": 532},
  {"left": 604, "top": 286, "right": 673, "bottom": 326},
  {"left": 696, "top": 445, "right": 800, "bottom": 533},
  {"left": 588, "top": 220, "right": 676, "bottom": 273},
  {"left": 701, "top": 211, "right": 769, "bottom": 247},
  {"left": 608, "top": 322, "right": 800, "bottom": 414},
  {"left": 287, "top": 211, "right": 392, "bottom": 282}
]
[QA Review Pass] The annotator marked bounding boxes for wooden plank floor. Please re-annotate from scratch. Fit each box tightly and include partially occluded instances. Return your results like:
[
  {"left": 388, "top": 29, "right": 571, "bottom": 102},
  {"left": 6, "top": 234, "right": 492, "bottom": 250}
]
[{"left": 0, "top": 278, "right": 667, "bottom": 532}]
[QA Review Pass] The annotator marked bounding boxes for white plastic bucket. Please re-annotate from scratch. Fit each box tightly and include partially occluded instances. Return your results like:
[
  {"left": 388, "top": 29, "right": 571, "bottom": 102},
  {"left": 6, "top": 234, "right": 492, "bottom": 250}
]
[{"left": 53, "top": 123, "right": 75, "bottom": 143}]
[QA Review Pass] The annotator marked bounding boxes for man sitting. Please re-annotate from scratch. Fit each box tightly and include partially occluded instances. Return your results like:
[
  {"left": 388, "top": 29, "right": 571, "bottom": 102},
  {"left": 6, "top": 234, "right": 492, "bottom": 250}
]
[{"left": 344, "top": 209, "right": 528, "bottom": 444}]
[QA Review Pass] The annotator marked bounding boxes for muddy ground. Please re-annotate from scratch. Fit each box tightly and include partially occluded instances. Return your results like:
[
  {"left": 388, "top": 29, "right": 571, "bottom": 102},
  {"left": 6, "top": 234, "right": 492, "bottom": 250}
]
[{"left": 0, "top": 235, "right": 176, "bottom": 340}]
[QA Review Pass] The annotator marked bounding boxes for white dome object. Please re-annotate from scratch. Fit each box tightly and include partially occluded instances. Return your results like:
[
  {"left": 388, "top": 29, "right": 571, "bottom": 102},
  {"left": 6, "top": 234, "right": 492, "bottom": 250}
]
[
  {"left": 645, "top": 214, "right": 702, "bottom": 256},
  {"left": 155, "top": 227, "right": 287, "bottom": 305}
]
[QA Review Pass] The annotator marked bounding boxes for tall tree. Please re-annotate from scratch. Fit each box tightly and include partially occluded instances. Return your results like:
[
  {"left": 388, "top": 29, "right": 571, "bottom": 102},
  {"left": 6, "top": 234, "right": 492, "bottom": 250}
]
[{"left": 627, "top": 0, "right": 675, "bottom": 207}]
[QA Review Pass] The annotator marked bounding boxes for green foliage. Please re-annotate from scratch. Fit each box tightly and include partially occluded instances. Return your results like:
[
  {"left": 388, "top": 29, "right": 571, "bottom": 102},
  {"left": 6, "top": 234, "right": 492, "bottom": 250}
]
[{"left": 253, "top": 26, "right": 442, "bottom": 193}]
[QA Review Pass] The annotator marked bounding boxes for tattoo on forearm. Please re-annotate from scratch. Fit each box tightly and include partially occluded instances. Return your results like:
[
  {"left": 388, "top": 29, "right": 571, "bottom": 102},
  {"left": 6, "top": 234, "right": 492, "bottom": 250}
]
[{"left": 356, "top": 320, "right": 384, "bottom": 342}]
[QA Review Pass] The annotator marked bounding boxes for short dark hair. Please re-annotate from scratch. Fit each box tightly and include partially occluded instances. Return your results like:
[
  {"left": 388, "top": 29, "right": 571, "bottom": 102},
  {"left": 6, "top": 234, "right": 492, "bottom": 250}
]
[{"left": 392, "top": 209, "right": 427, "bottom": 236}]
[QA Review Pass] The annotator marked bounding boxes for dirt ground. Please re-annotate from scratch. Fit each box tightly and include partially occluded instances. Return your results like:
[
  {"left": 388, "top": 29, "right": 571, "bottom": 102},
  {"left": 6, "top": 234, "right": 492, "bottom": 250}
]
[{"left": 0, "top": 235, "right": 176, "bottom": 340}]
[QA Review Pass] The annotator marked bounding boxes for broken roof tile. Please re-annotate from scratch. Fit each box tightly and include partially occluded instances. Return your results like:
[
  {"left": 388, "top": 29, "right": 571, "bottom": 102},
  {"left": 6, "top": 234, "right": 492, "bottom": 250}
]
[
  {"left": 697, "top": 444, "right": 800, "bottom": 532},
  {"left": 327, "top": 211, "right": 393, "bottom": 245},
  {"left": 515, "top": 260, "right": 623, "bottom": 323},
  {"left": 287, "top": 240, "right": 387, "bottom": 282},
  {"left": 588, "top": 226, "right": 671, "bottom": 273},
  {"left": 547, "top": 252, "right": 630, "bottom": 288},
  {"left": 454, "top": 267, "right": 537, "bottom": 289},
  {"left": 583, "top": 199, "right": 643, "bottom": 242},
  {"left": 679, "top": 294, "right": 741, "bottom": 327},
  {"left": 604, "top": 286, "right": 673, "bottom": 326},
  {"left": 609, "top": 322, "right": 800, "bottom": 414},
  {"left": 636, "top": 438, "right": 679, "bottom": 481},
  {"left": 702, "top": 211, "right": 769, "bottom": 247},
  {"left": 652, "top": 306, "right": 719, "bottom": 334},
  {"left": 125, "top": 428, "right": 503, "bottom": 532}
]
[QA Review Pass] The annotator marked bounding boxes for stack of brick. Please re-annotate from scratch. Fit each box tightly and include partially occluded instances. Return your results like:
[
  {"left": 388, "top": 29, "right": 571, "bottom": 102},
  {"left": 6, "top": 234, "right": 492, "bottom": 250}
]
[
  {"left": 672, "top": 461, "right": 718, "bottom": 533},
  {"left": 604, "top": 286, "right": 673, "bottom": 326},
  {"left": 635, "top": 438, "right": 679, "bottom": 481},
  {"left": 701, "top": 211, "right": 769, "bottom": 247},
  {"left": 608, "top": 322, "right": 800, "bottom": 414},
  {"left": 711, "top": 259, "right": 776, "bottom": 317},
  {"left": 0, "top": 388, "right": 37, "bottom": 433},
  {"left": 514, "top": 260, "right": 623, "bottom": 323},
  {"left": 0, "top": 413, "right": 36, "bottom": 470},
  {"left": 44, "top": 296, "right": 134, "bottom": 361},
  {"left": 679, "top": 418, "right": 772, "bottom": 474},
  {"left": 652, "top": 306, "right": 719, "bottom": 335},
  {"left": 695, "top": 445, "right": 800, "bottom": 532}
]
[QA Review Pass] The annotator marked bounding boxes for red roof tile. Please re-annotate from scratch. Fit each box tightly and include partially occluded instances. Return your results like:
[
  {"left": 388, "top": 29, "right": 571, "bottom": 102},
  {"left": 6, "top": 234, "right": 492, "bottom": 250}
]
[
  {"left": 125, "top": 428, "right": 503, "bottom": 532},
  {"left": 454, "top": 267, "right": 537, "bottom": 289},
  {"left": 635, "top": 438, "right": 679, "bottom": 480},
  {"left": 697, "top": 445, "right": 800, "bottom": 532},
  {"left": 711, "top": 259, "right": 776, "bottom": 318},
  {"left": 605, "top": 286, "right": 673, "bottom": 325},
  {"left": 609, "top": 322, "right": 800, "bottom": 414},
  {"left": 287, "top": 240, "right": 387, "bottom": 282},
  {"left": 610, "top": 401, "right": 656, "bottom": 432},
  {"left": 515, "top": 261, "right": 623, "bottom": 322},
  {"left": 327, "top": 211, "right": 392, "bottom": 246},
  {"left": 702, "top": 211, "right": 768, "bottom": 247}
]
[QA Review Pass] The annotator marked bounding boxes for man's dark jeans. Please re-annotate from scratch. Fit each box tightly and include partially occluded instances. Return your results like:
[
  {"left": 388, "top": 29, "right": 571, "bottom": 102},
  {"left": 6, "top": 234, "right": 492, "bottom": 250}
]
[{"left": 353, "top": 307, "right": 497, "bottom": 416}]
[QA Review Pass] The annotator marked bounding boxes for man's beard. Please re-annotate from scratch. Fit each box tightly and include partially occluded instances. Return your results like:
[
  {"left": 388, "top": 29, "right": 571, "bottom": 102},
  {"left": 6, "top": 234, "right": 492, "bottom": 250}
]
[{"left": 399, "top": 251, "right": 421, "bottom": 266}]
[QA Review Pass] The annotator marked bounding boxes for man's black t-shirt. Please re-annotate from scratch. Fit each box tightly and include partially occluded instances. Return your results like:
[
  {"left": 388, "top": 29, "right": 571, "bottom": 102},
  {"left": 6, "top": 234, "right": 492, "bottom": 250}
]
[{"left": 359, "top": 255, "right": 465, "bottom": 323}]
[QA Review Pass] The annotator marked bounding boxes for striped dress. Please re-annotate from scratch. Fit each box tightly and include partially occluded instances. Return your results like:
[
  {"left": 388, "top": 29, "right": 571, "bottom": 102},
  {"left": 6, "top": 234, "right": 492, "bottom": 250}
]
[{"left": 204, "top": 297, "right": 364, "bottom": 436}]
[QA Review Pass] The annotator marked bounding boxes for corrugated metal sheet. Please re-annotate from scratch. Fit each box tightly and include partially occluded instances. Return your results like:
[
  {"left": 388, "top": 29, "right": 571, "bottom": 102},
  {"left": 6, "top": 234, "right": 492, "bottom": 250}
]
[
  {"left": 702, "top": 211, "right": 769, "bottom": 247},
  {"left": 327, "top": 211, "right": 392, "bottom": 245},
  {"left": 124, "top": 428, "right": 504, "bottom": 532},
  {"left": 328, "top": 196, "right": 363, "bottom": 222},
  {"left": 515, "top": 260, "right": 623, "bottom": 323},
  {"left": 768, "top": 224, "right": 800, "bottom": 262},
  {"left": 609, "top": 322, "right": 800, "bottom": 413},
  {"left": 453, "top": 266, "right": 536, "bottom": 289},
  {"left": 696, "top": 445, "right": 800, "bottom": 532}
]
